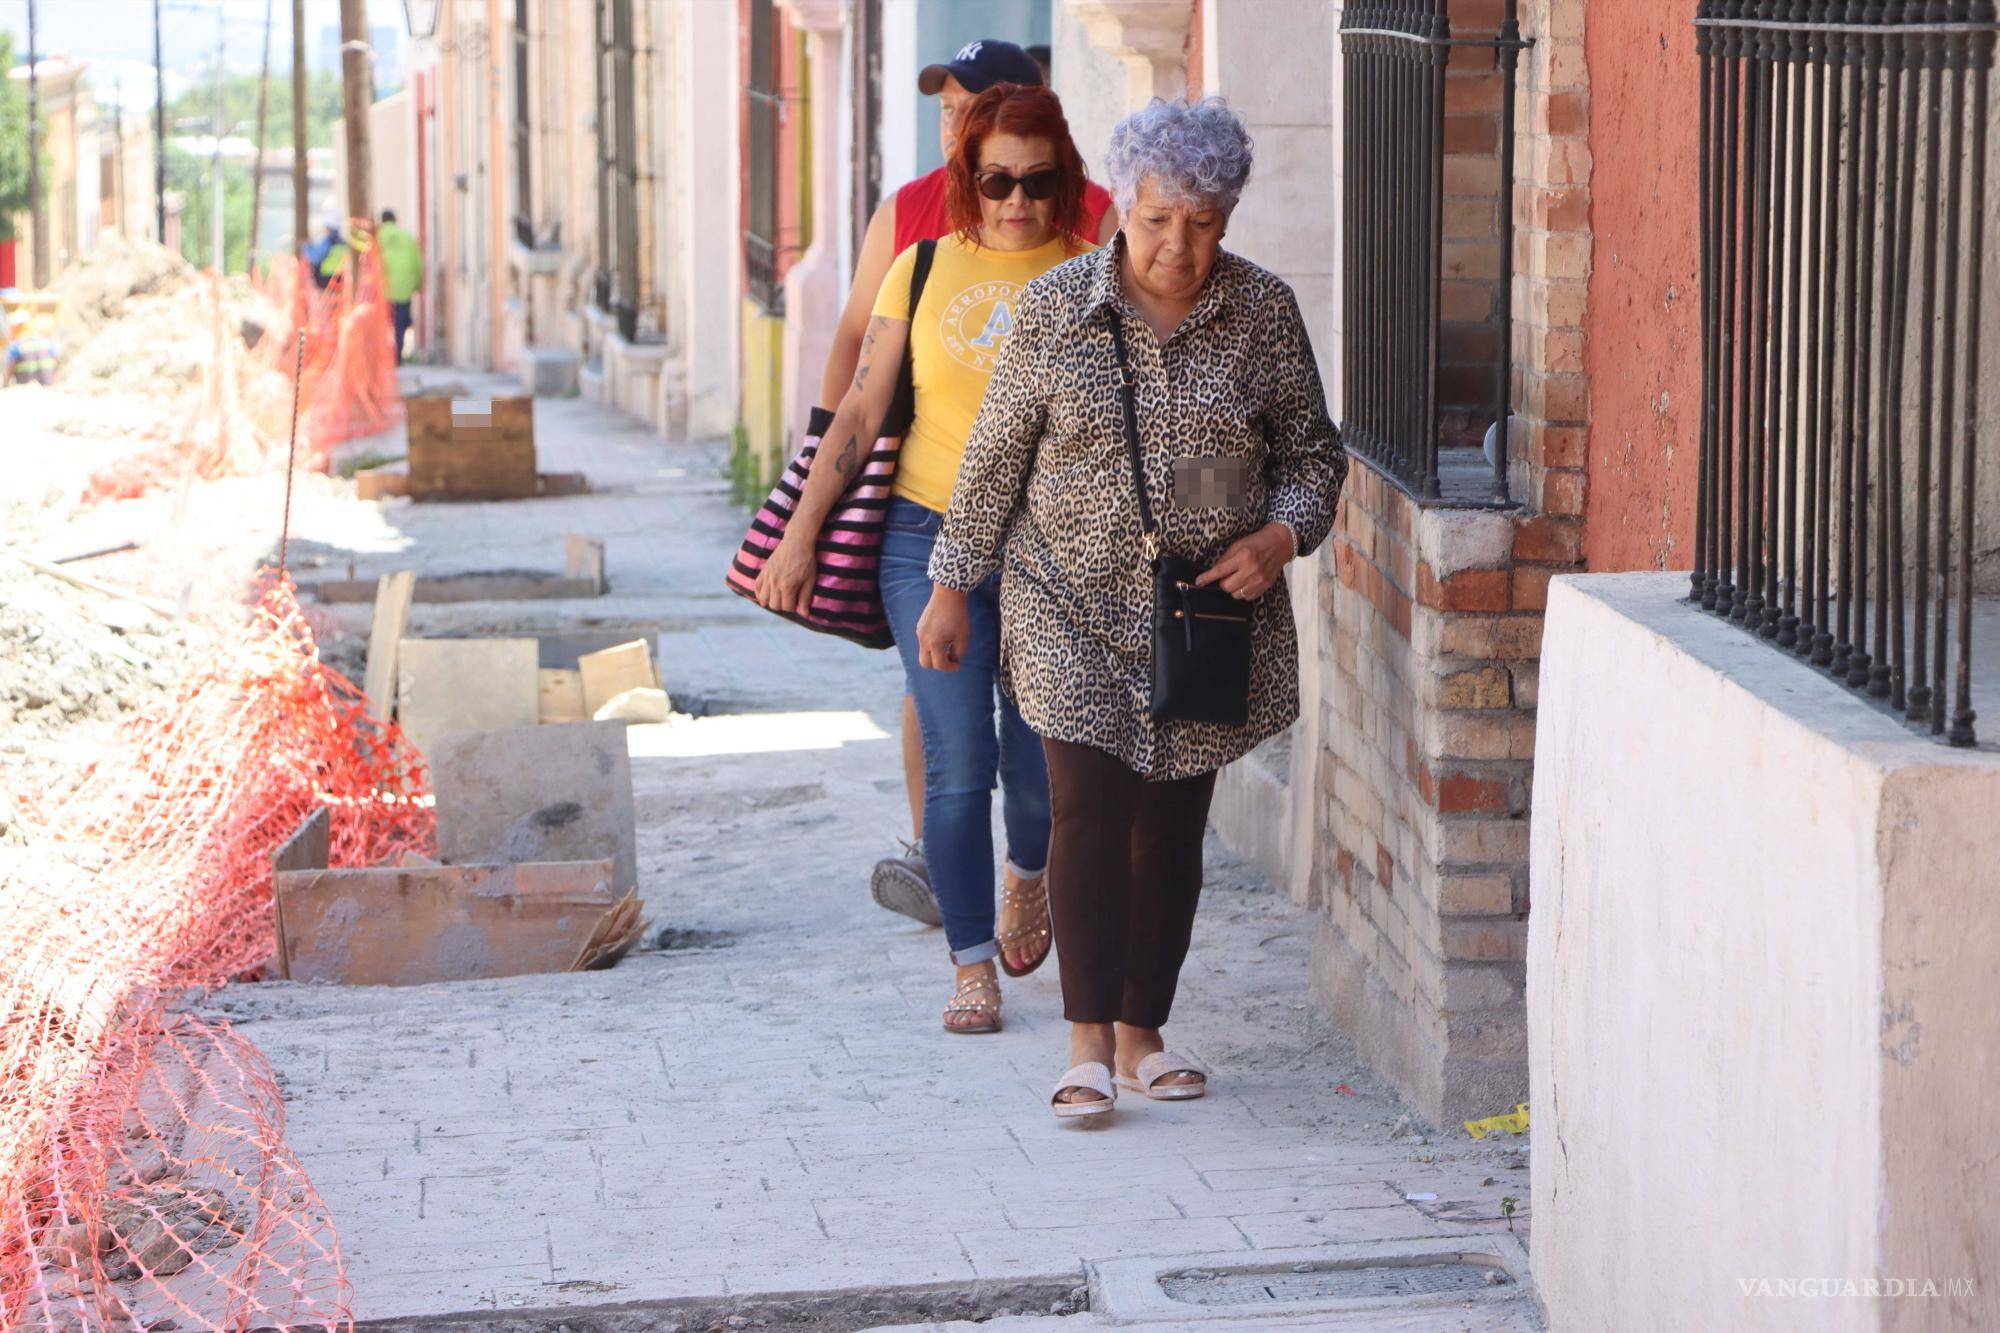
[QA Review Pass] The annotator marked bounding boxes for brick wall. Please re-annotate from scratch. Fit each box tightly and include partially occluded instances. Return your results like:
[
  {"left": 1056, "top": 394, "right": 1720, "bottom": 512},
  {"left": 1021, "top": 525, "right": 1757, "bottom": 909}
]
[
  {"left": 1306, "top": 454, "right": 1559, "bottom": 1123},
  {"left": 1440, "top": 0, "right": 1510, "bottom": 445}
]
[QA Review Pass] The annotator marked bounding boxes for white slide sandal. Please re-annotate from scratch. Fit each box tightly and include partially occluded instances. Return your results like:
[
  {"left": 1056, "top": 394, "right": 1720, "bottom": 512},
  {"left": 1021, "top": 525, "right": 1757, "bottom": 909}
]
[
  {"left": 1050, "top": 1062, "right": 1116, "bottom": 1119},
  {"left": 1114, "top": 1051, "right": 1208, "bottom": 1100}
]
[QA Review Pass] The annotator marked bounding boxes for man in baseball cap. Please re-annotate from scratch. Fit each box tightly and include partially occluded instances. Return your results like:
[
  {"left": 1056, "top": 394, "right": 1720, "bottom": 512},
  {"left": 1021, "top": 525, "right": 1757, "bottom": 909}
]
[
  {"left": 809, "top": 36, "right": 1118, "bottom": 930},
  {"left": 917, "top": 37, "right": 1045, "bottom": 96}
]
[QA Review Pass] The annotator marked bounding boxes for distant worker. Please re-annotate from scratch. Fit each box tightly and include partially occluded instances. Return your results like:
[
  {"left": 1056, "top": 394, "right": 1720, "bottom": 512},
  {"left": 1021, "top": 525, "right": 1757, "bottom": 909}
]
[
  {"left": 375, "top": 209, "right": 424, "bottom": 366},
  {"left": 6, "top": 316, "right": 59, "bottom": 387},
  {"left": 303, "top": 216, "right": 344, "bottom": 291}
]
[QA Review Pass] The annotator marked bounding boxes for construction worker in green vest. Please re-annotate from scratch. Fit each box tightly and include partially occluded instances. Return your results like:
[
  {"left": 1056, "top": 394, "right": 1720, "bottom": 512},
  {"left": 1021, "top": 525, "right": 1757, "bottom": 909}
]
[{"left": 376, "top": 210, "right": 424, "bottom": 365}]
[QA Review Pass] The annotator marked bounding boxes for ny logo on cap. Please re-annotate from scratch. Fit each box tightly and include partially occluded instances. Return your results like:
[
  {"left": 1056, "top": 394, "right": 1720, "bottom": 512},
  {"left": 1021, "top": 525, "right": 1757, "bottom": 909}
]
[{"left": 956, "top": 40, "right": 984, "bottom": 62}]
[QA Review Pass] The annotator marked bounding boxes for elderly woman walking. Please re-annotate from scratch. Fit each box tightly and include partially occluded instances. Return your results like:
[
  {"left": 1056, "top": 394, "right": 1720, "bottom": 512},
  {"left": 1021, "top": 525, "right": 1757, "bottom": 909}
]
[{"left": 916, "top": 97, "right": 1346, "bottom": 1119}]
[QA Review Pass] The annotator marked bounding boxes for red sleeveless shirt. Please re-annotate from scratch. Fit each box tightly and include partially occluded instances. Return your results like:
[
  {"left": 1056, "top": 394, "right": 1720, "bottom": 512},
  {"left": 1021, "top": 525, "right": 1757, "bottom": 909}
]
[{"left": 892, "top": 166, "right": 1113, "bottom": 252}]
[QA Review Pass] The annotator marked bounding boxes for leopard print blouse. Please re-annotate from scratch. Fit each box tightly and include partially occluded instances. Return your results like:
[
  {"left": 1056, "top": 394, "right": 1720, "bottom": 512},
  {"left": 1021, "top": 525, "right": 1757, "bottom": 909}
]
[{"left": 929, "top": 237, "right": 1348, "bottom": 780}]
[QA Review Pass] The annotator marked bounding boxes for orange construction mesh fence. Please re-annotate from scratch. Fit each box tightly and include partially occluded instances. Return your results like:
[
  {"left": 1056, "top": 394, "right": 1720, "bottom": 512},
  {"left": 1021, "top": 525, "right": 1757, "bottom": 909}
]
[
  {"left": 1, "top": 577, "right": 433, "bottom": 1330},
  {"left": 86, "top": 250, "right": 404, "bottom": 505}
]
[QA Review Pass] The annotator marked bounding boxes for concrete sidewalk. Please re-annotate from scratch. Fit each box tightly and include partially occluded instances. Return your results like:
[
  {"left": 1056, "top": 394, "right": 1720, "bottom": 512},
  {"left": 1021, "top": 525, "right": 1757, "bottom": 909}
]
[{"left": 213, "top": 380, "right": 1536, "bottom": 1328}]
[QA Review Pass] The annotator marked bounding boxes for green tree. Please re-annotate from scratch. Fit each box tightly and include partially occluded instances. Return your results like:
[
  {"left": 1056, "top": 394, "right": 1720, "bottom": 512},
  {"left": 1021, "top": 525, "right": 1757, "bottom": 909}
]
[
  {"left": 165, "top": 145, "right": 257, "bottom": 273},
  {"left": 165, "top": 69, "right": 348, "bottom": 150},
  {"left": 0, "top": 33, "right": 34, "bottom": 242}
]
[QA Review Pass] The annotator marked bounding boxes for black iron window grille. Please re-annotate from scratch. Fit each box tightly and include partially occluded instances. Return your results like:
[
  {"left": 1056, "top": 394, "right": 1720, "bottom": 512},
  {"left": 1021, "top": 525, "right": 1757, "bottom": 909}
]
[
  {"left": 511, "top": 0, "right": 532, "bottom": 251},
  {"left": 1339, "top": 1, "right": 1527, "bottom": 506},
  {"left": 746, "top": 0, "right": 786, "bottom": 316},
  {"left": 1692, "top": 1, "right": 1994, "bottom": 747},
  {"left": 592, "top": 0, "right": 640, "bottom": 342}
]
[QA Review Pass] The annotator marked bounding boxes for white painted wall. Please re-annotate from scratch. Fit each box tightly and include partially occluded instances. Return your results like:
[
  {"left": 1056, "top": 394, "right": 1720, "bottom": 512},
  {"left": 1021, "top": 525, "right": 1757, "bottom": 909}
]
[
  {"left": 879, "top": 0, "right": 919, "bottom": 193},
  {"left": 1530, "top": 572, "right": 2000, "bottom": 1332},
  {"left": 671, "top": 0, "right": 741, "bottom": 438},
  {"left": 1050, "top": 1, "right": 1130, "bottom": 185}
]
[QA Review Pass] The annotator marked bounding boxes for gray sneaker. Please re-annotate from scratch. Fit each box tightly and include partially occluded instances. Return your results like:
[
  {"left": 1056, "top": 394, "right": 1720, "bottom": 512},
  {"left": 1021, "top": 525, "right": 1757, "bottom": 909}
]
[{"left": 871, "top": 845, "right": 942, "bottom": 927}]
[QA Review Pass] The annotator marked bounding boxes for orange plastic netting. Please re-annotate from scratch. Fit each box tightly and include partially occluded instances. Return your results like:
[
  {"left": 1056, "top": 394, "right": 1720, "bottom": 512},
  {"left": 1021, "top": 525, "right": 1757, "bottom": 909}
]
[
  {"left": 1, "top": 579, "right": 433, "bottom": 1330},
  {"left": 86, "top": 250, "right": 404, "bottom": 505}
]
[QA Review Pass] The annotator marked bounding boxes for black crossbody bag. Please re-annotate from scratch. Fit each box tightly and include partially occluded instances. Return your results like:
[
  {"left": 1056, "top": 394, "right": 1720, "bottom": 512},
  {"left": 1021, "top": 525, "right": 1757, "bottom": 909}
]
[{"left": 1109, "top": 314, "right": 1254, "bottom": 726}]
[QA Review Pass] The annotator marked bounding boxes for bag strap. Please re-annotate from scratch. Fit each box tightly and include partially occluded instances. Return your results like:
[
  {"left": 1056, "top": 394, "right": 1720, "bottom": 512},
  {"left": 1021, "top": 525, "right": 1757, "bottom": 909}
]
[
  {"left": 881, "top": 240, "right": 937, "bottom": 438},
  {"left": 1108, "top": 313, "right": 1161, "bottom": 565}
]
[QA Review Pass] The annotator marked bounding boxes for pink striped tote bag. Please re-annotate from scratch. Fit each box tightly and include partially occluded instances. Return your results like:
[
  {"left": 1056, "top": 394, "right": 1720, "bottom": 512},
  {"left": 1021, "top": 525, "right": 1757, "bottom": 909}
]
[{"left": 725, "top": 240, "right": 935, "bottom": 650}]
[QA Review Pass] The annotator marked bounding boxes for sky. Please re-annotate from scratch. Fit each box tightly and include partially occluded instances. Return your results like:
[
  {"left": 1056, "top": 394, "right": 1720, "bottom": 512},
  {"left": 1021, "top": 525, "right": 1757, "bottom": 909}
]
[{"left": 0, "top": 0, "right": 408, "bottom": 101}]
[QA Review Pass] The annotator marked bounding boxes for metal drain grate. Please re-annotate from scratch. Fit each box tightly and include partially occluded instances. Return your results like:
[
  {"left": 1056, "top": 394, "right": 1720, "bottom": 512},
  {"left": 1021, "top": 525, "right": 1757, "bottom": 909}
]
[{"left": 1162, "top": 1260, "right": 1507, "bottom": 1307}]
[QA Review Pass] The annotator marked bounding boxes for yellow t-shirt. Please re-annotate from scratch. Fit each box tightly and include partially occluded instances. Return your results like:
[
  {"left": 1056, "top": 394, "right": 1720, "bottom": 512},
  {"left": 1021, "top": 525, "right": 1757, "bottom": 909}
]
[{"left": 872, "top": 233, "right": 1091, "bottom": 513}]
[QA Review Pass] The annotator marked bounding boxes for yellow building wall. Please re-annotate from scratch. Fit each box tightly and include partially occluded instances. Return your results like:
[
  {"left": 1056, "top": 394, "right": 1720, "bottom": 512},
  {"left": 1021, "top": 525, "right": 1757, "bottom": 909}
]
[{"left": 736, "top": 298, "right": 785, "bottom": 501}]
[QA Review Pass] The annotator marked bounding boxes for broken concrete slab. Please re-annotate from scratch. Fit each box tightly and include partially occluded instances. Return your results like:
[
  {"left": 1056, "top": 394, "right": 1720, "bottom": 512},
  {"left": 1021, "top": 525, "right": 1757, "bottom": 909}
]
[
  {"left": 395, "top": 638, "right": 540, "bottom": 755},
  {"left": 273, "top": 859, "right": 618, "bottom": 985},
  {"left": 429, "top": 720, "right": 638, "bottom": 890},
  {"left": 268, "top": 807, "right": 331, "bottom": 980},
  {"left": 578, "top": 639, "right": 656, "bottom": 719}
]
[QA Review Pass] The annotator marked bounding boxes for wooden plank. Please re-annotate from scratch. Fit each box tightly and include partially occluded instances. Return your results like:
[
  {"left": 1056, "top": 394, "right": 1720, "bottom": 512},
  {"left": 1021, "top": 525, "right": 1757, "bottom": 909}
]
[
  {"left": 578, "top": 639, "right": 655, "bottom": 719},
  {"left": 538, "top": 668, "right": 586, "bottom": 724},
  {"left": 274, "top": 859, "right": 619, "bottom": 985},
  {"left": 406, "top": 394, "right": 538, "bottom": 501},
  {"left": 267, "top": 808, "right": 331, "bottom": 981},
  {"left": 305, "top": 574, "right": 601, "bottom": 604},
  {"left": 362, "top": 570, "right": 417, "bottom": 722},
  {"left": 564, "top": 534, "right": 606, "bottom": 594}
]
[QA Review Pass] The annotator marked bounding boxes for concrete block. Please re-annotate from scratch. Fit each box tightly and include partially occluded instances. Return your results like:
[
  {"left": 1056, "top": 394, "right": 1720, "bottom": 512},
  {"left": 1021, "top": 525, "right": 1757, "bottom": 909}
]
[
  {"left": 1416, "top": 505, "right": 1516, "bottom": 577},
  {"left": 394, "top": 638, "right": 540, "bottom": 755},
  {"left": 429, "top": 720, "right": 637, "bottom": 891},
  {"left": 563, "top": 534, "right": 606, "bottom": 594},
  {"left": 520, "top": 346, "right": 580, "bottom": 398}
]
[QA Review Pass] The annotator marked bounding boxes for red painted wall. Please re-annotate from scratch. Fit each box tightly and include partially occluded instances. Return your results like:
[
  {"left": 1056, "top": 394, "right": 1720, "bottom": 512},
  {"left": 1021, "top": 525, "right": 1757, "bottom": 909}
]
[{"left": 1581, "top": 2, "right": 1703, "bottom": 572}]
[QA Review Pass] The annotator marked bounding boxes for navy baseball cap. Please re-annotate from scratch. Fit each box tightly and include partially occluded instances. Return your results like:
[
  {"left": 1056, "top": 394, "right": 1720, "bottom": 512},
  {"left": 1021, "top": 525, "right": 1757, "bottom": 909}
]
[{"left": 918, "top": 38, "right": 1044, "bottom": 95}]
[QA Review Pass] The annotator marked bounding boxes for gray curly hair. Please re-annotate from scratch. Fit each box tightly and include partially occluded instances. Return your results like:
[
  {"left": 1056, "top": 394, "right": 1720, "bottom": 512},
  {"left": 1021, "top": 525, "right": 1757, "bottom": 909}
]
[{"left": 1104, "top": 97, "right": 1255, "bottom": 215}]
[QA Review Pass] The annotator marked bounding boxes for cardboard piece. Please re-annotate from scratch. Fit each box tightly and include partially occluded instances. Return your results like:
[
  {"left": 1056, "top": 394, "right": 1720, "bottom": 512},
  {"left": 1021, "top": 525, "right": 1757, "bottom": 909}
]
[
  {"left": 268, "top": 808, "right": 331, "bottom": 980},
  {"left": 564, "top": 534, "right": 606, "bottom": 595},
  {"left": 406, "top": 395, "right": 538, "bottom": 501},
  {"left": 429, "top": 720, "right": 638, "bottom": 891},
  {"left": 578, "top": 640, "right": 656, "bottom": 719},
  {"left": 362, "top": 571, "right": 417, "bottom": 721},
  {"left": 538, "top": 668, "right": 587, "bottom": 724},
  {"left": 395, "top": 638, "right": 540, "bottom": 754},
  {"left": 274, "top": 859, "right": 618, "bottom": 985}
]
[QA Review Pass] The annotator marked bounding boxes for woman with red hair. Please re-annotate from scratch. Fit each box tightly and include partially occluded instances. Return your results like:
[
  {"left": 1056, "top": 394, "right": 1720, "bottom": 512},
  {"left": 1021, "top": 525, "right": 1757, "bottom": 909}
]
[{"left": 756, "top": 84, "right": 1097, "bottom": 1036}]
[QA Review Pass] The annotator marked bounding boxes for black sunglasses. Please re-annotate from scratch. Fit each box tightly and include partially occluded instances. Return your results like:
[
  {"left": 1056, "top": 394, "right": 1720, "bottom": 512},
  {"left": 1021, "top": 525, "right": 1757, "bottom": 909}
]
[{"left": 975, "top": 168, "right": 1062, "bottom": 202}]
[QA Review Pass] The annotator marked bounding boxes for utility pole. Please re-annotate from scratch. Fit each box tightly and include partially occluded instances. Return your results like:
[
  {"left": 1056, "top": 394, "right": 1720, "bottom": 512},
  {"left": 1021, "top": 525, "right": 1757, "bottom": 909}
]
[
  {"left": 210, "top": 5, "right": 225, "bottom": 271},
  {"left": 291, "top": 0, "right": 307, "bottom": 258},
  {"left": 26, "top": 0, "right": 44, "bottom": 288},
  {"left": 153, "top": 0, "right": 166, "bottom": 244},
  {"left": 248, "top": 0, "right": 274, "bottom": 272},
  {"left": 338, "top": 0, "right": 372, "bottom": 236}
]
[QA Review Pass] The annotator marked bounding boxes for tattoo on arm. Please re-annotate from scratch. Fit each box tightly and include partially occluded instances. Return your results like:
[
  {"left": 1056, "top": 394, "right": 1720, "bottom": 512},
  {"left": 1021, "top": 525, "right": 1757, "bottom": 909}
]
[
  {"left": 851, "top": 317, "right": 890, "bottom": 391},
  {"left": 832, "top": 433, "right": 862, "bottom": 479}
]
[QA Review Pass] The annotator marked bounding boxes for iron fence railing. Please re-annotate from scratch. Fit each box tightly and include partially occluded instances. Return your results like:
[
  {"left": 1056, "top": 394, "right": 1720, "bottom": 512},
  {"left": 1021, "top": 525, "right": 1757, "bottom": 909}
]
[
  {"left": 1693, "top": 1, "right": 1993, "bottom": 746},
  {"left": 1338, "top": 1, "right": 1526, "bottom": 505}
]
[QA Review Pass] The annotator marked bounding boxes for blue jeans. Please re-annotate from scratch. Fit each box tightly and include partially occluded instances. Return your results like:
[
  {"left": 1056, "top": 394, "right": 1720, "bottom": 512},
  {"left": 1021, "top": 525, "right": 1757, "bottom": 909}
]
[{"left": 878, "top": 496, "right": 1051, "bottom": 963}]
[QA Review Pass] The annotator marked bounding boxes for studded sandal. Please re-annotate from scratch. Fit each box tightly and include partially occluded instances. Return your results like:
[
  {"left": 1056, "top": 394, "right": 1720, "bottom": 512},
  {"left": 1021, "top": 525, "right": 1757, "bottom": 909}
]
[
  {"left": 942, "top": 970, "right": 1003, "bottom": 1035},
  {"left": 997, "top": 867, "right": 1052, "bottom": 978}
]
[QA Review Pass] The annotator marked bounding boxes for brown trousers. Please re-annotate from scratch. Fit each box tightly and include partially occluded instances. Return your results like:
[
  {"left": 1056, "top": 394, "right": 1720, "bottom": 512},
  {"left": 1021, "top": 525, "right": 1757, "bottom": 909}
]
[{"left": 1042, "top": 736, "right": 1219, "bottom": 1028}]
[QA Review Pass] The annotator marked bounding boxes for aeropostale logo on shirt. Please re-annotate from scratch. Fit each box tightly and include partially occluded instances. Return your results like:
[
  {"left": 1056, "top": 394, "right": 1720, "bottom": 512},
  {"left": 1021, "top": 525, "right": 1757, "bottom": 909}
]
[{"left": 938, "top": 279, "right": 1021, "bottom": 373}]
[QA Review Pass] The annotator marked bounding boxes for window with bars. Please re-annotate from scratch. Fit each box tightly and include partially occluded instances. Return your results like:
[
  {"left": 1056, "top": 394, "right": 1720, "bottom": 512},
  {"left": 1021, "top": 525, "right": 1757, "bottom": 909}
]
[
  {"left": 593, "top": 0, "right": 640, "bottom": 341},
  {"left": 746, "top": 0, "right": 785, "bottom": 315},
  {"left": 1691, "top": 1, "right": 1994, "bottom": 746},
  {"left": 1338, "top": 1, "right": 1526, "bottom": 505}
]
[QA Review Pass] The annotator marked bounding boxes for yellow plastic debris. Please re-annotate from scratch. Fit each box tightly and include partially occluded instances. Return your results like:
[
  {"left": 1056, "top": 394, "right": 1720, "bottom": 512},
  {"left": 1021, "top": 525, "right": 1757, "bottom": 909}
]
[{"left": 1463, "top": 1102, "right": 1530, "bottom": 1140}]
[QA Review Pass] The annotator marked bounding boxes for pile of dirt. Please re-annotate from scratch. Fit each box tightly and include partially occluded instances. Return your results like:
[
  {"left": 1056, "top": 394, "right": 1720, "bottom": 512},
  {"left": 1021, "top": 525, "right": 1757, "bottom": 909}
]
[
  {"left": 0, "top": 559, "right": 200, "bottom": 846},
  {"left": 49, "top": 231, "right": 194, "bottom": 337},
  {"left": 50, "top": 234, "right": 280, "bottom": 397}
]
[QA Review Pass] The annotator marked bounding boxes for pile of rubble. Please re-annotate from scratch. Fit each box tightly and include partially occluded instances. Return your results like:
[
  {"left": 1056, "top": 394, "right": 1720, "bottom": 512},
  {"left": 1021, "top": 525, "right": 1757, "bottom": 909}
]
[
  {"left": 0, "top": 559, "right": 199, "bottom": 846},
  {"left": 50, "top": 232, "right": 280, "bottom": 398}
]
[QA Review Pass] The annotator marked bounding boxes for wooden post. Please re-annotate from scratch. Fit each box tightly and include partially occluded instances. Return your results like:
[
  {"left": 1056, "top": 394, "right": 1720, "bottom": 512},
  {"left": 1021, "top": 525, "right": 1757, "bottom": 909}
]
[
  {"left": 248, "top": 0, "right": 274, "bottom": 273},
  {"left": 26, "top": 0, "right": 44, "bottom": 287},
  {"left": 291, "top": 0, "right": 308, "bottom": 257},
  {"left": 339, "top": 0, "right": 372, "bottom": 233}
]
